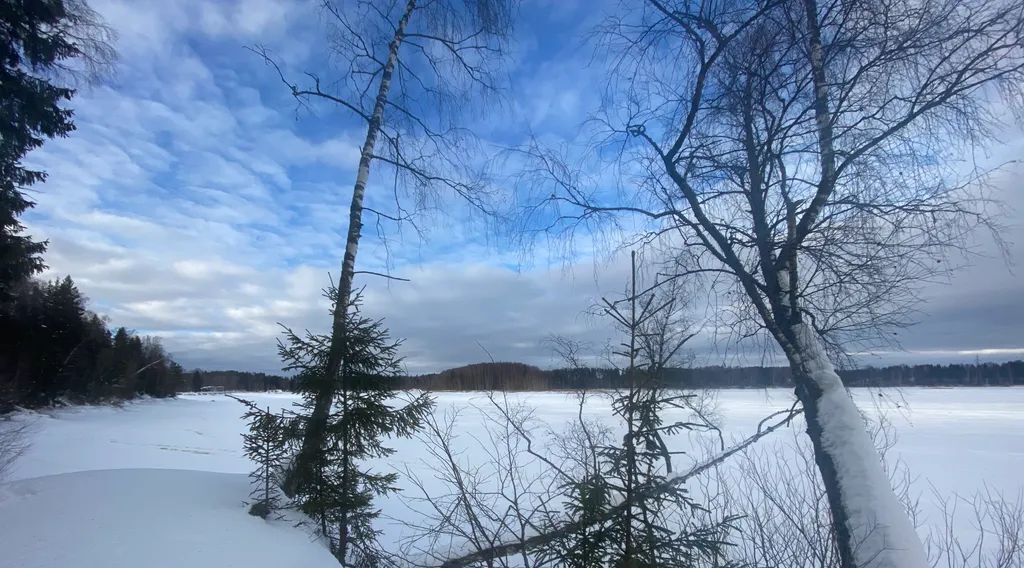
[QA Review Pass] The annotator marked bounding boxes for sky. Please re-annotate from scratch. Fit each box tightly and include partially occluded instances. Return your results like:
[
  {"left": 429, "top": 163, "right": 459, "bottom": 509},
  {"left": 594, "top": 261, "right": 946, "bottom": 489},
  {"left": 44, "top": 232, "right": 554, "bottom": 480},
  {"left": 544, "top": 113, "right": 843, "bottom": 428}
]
[{"left": 22, "top": 0, "right": 1024, "bottom": 375}]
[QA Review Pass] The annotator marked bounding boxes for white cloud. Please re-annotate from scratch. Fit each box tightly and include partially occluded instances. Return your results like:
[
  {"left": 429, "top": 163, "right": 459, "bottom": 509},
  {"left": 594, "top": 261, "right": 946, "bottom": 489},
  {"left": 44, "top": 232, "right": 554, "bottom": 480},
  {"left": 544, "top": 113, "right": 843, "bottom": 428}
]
[{"left": 16, "top": 0, "right": 1023, "bottom": 376}]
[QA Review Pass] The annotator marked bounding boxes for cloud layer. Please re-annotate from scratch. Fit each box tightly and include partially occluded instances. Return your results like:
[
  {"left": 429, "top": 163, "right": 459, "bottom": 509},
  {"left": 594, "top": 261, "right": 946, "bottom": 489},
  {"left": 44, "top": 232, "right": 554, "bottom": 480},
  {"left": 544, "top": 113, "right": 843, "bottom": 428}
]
[{"left": 21, "top": 0, "right": 1023, "bottom": 374}]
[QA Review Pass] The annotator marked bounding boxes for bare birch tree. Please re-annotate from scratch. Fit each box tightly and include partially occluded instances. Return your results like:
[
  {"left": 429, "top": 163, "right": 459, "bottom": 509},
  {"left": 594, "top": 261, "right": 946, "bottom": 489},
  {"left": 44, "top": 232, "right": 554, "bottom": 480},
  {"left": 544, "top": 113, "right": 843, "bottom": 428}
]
[
  {"left": 255, "top": 0, "right": 515, "bottom": 495},
  {"left": 514, "top": 0, "right": 1024, "bottom": 566}
]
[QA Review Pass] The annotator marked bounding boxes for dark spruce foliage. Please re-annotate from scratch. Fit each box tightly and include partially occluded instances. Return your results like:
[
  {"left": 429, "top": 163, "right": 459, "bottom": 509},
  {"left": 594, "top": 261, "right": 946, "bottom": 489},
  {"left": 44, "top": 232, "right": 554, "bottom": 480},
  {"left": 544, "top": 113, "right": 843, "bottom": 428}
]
[
  {"left": 239, "top": 400, "right": 289, "bottom": 519},
  {"left": 1, "top": 0, "right": 113, "bottom": 301},
  {"left": 1, "top": 0, "right": 74, "bottom": 298},
  {"left": 0, "top": 1, "right": 122, "bottom": 410},
  {"left": 278, "top": 287, "right": 433, "bottom": 564},
  {"left": 0, "top": 276, "right": 181, "bottom": 408}
]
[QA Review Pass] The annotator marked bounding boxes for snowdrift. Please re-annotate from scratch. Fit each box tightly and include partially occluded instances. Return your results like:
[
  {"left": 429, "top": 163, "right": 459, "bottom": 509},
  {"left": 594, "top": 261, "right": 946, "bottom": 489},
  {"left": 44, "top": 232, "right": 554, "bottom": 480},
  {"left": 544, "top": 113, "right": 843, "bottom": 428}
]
[{"left": 0, "top": 468, "right": 335, "bottom": 568}]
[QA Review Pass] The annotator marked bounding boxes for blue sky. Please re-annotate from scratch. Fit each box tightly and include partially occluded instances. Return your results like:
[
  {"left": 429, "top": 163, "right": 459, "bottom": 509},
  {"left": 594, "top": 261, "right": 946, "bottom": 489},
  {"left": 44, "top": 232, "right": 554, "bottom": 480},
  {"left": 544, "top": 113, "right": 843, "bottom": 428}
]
[{"left": 22, "top": 0, "right": 1024, "bottom": 374}]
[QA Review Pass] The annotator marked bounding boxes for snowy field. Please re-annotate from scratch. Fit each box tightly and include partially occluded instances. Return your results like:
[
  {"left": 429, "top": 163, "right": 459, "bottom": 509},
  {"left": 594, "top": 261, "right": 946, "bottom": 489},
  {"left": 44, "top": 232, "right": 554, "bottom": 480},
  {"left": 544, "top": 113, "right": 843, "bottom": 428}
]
[{"left": 2, "top": 388, "right": 1022, "bottom": 566}]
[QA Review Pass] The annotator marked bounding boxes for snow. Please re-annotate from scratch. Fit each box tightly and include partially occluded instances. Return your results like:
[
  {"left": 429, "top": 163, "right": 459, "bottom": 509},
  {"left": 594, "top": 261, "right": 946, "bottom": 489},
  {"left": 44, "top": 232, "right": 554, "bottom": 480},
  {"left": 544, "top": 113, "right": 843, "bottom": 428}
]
[
  {"left": 0, "top": 468, "right": 336, "bottom": 568},
  {"left": 794, "top": 323, "right": 929, "bottom": 567},
  {"left": 1, "top": 387, "right": 1022, "bottom": 566}
]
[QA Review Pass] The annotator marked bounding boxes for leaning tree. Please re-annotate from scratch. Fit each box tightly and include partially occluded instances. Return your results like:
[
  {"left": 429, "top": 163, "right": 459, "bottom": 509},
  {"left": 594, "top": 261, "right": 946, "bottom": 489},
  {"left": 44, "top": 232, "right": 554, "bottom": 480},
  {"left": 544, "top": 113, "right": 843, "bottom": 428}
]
[
  {"left": 255, "top": 0, "right": 516, "bottom": 496},
  {"left": 515, "top": 0, "right": 1024, "bottom": 566}
]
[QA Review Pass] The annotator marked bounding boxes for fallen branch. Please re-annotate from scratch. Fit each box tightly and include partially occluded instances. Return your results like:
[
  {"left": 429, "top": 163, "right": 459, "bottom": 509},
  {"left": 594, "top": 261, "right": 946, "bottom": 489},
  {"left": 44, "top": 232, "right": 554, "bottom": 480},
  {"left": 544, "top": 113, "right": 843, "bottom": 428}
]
[{"left": 432, "top": 403, "right": 802, "bottom": 567}]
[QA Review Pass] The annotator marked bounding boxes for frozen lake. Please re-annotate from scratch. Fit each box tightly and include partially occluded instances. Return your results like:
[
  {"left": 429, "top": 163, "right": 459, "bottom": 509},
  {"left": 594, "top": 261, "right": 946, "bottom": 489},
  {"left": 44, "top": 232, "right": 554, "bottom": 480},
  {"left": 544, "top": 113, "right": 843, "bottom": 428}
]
[{"left": 6, "top": 387, "right": 1023, "bottom": 561}]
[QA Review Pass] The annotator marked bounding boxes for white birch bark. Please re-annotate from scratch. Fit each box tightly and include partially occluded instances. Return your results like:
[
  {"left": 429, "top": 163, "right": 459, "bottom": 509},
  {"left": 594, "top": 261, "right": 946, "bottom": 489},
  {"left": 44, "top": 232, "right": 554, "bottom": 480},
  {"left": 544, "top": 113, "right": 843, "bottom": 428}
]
[
  {"left": 792, "top": 323, "right": 928, "bottom": 568},
  {"left": 288, "top": 0, "right": 418, "bottom": 494}
]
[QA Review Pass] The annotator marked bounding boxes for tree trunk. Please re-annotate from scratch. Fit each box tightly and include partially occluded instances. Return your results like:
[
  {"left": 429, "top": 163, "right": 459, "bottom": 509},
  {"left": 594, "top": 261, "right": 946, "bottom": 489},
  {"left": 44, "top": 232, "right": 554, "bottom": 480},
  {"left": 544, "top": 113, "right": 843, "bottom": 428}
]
[
  {"left": 786, "top": 323, "right": 927, "bottom": 568},
  {"left": 623, "top": 250, "right": 637, "bottom": 561},
  {"left": 791, "top": 1, "right": 928, "bottom": 563},
  {"left": 285, "top": 0, "right": 418, "bottom": 497},
  {"left": 337, "top": 380, "right": 352, "bottom": 562}
]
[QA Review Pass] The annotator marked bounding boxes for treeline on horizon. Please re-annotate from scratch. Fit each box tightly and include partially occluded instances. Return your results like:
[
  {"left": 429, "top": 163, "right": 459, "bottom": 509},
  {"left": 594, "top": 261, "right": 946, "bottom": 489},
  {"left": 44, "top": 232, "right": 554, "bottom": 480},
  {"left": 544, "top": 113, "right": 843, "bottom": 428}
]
[
  {"left": 0, "top": 275, "right": 295, "bottom": 410},
  {"left": 0, "top": 277, "right": 184, "bottom": 411},
  {"left": 186, "top": 369, "right": 290, "bottom": 393},
  {"left": 395, "top": 360, "right": 1024, "bottom": 391}
]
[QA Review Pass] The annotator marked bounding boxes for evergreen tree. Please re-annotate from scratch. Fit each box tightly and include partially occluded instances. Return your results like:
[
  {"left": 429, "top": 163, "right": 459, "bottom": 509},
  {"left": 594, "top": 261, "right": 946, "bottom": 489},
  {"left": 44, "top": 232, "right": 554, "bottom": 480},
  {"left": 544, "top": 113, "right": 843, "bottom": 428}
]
[
  {"left": 37, "top": 276, "right": 85, "bottom": 400},
  {"left": 137, "top": 337, "right": 167, "bottom": 396},
  {"left": 279, "top": 288, "right": 433, "bottom": 564},
  {"left": 0, "top": 0, "right": 114, "bottom": 300},
  {"left": 168, "top": 361, "right": 184, "bottom": 393},
  {"left": 69, "top": 312, "right": 111, "bottom": 397},
  {"left": 0, "top": 1, "right": 113, "bottom": 407},
  {"left": 0, "top": 277, "right": 181, "bottom": 407},
  {"left": 239, "top": 401, "right": 288, "bottom": 519},
  {"left": 554, "top": 252, "right": 737, "bottom": 567}
]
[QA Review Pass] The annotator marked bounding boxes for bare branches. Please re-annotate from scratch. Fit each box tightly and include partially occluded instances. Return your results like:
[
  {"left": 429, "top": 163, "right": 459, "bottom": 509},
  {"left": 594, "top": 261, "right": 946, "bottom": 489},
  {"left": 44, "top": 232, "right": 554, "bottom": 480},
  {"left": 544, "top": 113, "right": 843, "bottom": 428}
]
[
  {"left": 509, "top": 2, "right": 1024, "bottom": 565},
  {"left": 0, "top": 417, "right": 30, "bottom": 482},
  {"left": 274, "top": 0, "right": 516, "bottom": 502},
  {"left": 352, "top": 270, "right": 411, "bottom": 282},
  {"left": 428, "top": 403, "right": 801, "bottom": 568},
  {"left": 926, "top": 486, "right": 1024, "bottom": 568},
  {"left": 399, "top": 405, "right": 562, "bottom": 567},
  {"left": 526, "top": 0, "right": 1024, "bottom": 358},
  {"left": 52, "top": 0, "right": 118, "bottom": 86},
  {"left": 254, "top": 0, "right": 514, "bottom": 237}
]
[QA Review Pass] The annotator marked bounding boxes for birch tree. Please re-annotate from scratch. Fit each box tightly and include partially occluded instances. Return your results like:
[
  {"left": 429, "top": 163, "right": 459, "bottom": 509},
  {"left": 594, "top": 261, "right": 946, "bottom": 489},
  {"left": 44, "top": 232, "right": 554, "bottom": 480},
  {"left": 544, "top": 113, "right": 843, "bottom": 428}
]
[
  {"left": 256, "top": 0, "right": 515, "bottom": 496},
  {"left": 515, "top": 0, "right": 1024, "bottom": 566}
]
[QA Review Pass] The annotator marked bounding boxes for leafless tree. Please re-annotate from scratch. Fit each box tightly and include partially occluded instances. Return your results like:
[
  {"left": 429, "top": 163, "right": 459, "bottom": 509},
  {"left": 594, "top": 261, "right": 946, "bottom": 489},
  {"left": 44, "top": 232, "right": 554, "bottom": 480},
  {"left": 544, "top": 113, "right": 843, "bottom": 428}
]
[
  {"left": 405, "top": 391, "right": 800, "bottom": 567},
  {"left": 256, "top": 0, "right": 516, "bottom": 496},
  {"left": 398, "top": 400, "right": 565, "bottom": 568},
  {"left": 53, "top": 0, "right": 118, "bottom": 85},
  {"left": 926, "top": 487, "right": 1024, "bottom": 568},
  {"left": 515, "top": 0, "right": 1024, "bottom": 565}
]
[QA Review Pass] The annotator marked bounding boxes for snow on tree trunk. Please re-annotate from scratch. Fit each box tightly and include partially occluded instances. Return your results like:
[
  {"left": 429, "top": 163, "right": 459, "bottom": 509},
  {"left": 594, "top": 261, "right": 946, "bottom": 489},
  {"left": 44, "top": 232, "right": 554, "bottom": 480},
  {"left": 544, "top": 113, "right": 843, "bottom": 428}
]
[{"left": 792, "top": 323, "right": 927, "bottom": 568}]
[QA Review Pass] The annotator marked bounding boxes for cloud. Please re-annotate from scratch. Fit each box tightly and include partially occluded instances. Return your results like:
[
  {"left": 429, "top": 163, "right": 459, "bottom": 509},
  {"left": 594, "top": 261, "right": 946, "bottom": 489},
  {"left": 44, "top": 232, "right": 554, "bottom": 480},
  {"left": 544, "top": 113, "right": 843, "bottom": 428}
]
[{"left": 17, "top": 0, "right": 1023, "bottom": 376}]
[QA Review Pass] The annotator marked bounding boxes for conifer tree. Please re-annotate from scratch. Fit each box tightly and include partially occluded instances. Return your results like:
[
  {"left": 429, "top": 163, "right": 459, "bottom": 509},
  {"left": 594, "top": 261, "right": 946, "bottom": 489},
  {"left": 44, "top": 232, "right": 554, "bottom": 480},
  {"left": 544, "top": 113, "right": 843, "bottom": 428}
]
[
  {"left": 555, "top": 252, "right": 736, "bottom": 567},
  {"left": 279, "top": 287, "right": 433, "bottom": 564},
  {"left": 239, "top": 401, "right": 288, "bottom": 519},
  {"left": 0, "top": 276, "right": 181, "bottom": 406},
  {"left": 0, "top": 0, "right": 113, "bottom": 303}
]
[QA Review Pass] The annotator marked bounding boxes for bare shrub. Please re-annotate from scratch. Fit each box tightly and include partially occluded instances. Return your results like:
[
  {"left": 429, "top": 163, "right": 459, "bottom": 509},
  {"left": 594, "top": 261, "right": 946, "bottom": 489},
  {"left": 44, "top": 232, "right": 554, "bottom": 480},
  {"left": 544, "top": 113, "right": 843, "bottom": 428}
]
[
  {"left": 712, "top": 414, "right": 1024, "bottom": 568},
  {"left": 926, "top": 487, "right": 1024, "bottom": 568},
  {"left": 0, "top": 417, "right": 30, "bottom": 481}
]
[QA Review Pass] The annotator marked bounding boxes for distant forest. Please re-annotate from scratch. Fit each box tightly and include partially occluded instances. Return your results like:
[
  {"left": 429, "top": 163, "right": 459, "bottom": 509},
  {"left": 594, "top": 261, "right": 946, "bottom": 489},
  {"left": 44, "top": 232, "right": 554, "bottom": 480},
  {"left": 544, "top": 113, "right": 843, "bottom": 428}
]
[
  {"left": 195, "top": 360, "right": 1024, "bottom": 394},
  {"left": 397, "top": 360, "right": 1024, "bottom": 392},
  {"left": 187, "top": 369, "right": 290, "bottom": 392}
]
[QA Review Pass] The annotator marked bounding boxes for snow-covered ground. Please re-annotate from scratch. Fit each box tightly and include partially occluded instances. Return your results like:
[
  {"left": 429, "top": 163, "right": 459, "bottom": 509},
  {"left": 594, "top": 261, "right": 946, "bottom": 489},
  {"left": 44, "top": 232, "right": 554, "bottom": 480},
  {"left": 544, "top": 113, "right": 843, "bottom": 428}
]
[
  {"left": 1, "top": 388, "right": 1022, "bottom": 566},
  {"left": 0, "top": 469, "right": 336, "bottom": 568}
]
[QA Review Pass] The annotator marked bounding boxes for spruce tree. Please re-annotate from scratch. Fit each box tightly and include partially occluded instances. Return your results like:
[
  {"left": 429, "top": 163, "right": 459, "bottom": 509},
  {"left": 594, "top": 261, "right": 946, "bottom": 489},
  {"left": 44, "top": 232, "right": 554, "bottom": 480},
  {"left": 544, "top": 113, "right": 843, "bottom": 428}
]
[
  {"left": 239, "top": 402, "right": 288, "bottom": 519},
  {"left": 279, "top": 288, "right": 432, "bottom": 564},
  {"left": 0, "top": 1, "right": 115, "bottom": 407},
  {"left": 1, "top": 0, "right": 85, "bottom": 301},
  {"left": 554, "top": 252, "right": 737, "bottom": 567}
]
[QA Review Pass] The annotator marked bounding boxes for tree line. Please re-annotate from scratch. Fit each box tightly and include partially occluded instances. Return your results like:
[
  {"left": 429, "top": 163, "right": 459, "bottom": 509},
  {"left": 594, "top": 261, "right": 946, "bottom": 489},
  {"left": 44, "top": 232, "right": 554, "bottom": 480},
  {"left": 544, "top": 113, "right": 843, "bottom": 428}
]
[
  {"left": 401, "top": 360, "right": 1024, "bottom": 391},
  {"left": 187, "top": 369, "right": 291, "bottom": 393},
  {"left": 0, "top": 276, "right": 184, "bottom": 410}
]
